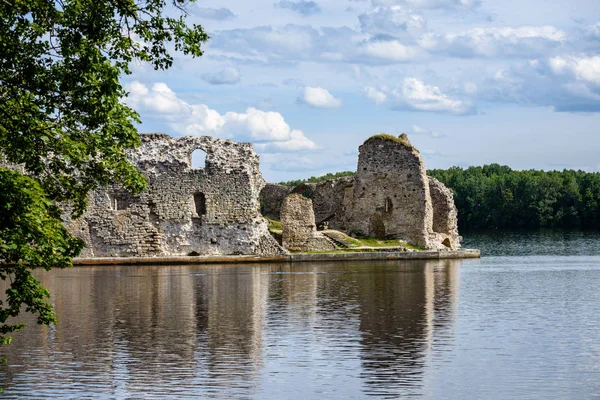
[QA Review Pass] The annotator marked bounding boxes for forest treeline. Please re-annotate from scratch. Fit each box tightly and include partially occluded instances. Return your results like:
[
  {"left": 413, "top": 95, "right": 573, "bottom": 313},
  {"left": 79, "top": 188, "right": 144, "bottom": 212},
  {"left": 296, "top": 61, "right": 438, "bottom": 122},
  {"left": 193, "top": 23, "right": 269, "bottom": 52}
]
[
  {"left": 279, "top": 164, "right": 600, "bottom": 230},
  {"left": 429, "top": 165, "right": 600, "bottom": 230}
]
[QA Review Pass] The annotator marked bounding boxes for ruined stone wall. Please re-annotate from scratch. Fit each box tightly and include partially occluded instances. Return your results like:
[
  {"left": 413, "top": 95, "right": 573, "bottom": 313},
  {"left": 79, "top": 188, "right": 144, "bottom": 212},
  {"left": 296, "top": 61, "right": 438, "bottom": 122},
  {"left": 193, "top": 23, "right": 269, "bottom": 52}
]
[
  {"left": 428, "top": 177, "right": 461, "bottom": 250},
  {"left": 281, "top": 194, "right": 336, "bottom": 252},
  {"left": 260, "top": 134, "right": 462, "bottom": 250},
  {"left": 290, "top": 177, "right": 354, "bottom": 228},
  {"left": 260, "top": 184, "right": 292, "bottom": 220},
  {"left": 344, "top": 135, "right": 434, "bottom": 248},
  {"left": 67, "top": 134, "right": 286, "bottom": 257}
]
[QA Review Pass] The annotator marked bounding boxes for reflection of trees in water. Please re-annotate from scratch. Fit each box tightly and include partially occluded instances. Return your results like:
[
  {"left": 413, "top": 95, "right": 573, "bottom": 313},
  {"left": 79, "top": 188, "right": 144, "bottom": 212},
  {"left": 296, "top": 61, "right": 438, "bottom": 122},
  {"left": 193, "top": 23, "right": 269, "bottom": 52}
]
[
  {"left": 357, "top": 260, "right": 459, "bottom": 398},
  {"left": 312, "top": 260, "right": 459, "bottom": 398}
]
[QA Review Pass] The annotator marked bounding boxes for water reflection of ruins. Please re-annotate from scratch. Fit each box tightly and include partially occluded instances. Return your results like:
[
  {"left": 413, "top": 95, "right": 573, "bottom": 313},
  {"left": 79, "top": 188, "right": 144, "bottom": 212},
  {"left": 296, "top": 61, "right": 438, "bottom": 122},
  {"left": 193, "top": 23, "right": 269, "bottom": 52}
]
[{"left": 0, "top": 260, "right": 459, "bottom": 398}]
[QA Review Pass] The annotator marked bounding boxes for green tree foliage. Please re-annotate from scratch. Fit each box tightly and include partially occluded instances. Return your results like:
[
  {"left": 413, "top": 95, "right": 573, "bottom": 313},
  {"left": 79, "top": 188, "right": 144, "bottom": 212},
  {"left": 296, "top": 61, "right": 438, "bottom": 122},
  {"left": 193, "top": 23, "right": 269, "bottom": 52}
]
[
  {"left": 429, "top": 164, "right": 600, "bottom": 230},
  {"left": 0, "top": 0, "right": 207, "bottom": 351}
]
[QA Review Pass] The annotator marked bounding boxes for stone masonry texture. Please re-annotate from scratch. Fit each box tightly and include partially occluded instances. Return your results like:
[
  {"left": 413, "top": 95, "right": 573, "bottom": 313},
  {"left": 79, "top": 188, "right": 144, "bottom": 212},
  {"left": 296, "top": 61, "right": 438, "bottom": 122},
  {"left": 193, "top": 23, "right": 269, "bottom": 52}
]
[
  {"left": 345, "top": 135, "right": 434, "bottom": 248},
  {"left": 260, "top": 183, "right": 292, "bottom": 220},
  {"left": 280, "top": 194, "right": 337, "bottom": 252},
  {"left": 64, "top": 134, "right": 286, "bottom": 257},
  {"left": 261, "top": 134, "right": 462, "bottom": 250}
]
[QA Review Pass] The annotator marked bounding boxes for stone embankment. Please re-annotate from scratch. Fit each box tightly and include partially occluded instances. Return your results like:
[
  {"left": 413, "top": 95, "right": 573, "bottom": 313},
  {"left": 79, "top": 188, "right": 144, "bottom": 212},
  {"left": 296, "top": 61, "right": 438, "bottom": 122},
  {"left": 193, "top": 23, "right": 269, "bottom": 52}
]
[{"left": 73, "top": 248, "right": 480, "bottom": 266}]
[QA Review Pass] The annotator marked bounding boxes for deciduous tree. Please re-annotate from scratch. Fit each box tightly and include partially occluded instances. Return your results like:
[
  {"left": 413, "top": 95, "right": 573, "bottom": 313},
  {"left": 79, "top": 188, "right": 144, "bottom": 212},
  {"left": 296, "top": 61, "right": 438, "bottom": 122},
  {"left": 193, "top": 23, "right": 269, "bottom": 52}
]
[{"left": 0, "top": 0, "right": 207, "bottom": 352}]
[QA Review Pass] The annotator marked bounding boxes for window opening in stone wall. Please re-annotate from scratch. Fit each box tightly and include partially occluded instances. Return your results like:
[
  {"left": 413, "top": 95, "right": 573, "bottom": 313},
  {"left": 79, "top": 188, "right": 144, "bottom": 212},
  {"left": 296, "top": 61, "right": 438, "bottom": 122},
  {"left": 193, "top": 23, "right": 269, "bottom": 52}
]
[
  {"left": 107, "top": 193, "right": 116, "bottom": 210},
  {"left": 385, "top": 197, "right": 393, "bottom": 213},
  {"left": 194, "top": 192, "right": 207, "bottom": 217},
  {"left": 107, "top": 191, "right": 134, "bottom": 211},
  {"left": 191, "top": 149, "right": 207, "bottom": 169}
]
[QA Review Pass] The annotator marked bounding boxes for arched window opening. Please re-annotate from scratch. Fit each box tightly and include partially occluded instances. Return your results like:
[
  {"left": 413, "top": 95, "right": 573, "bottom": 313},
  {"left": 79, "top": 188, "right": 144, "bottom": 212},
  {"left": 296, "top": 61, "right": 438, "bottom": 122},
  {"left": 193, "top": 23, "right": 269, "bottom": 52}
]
[
  {"left": 194, "top": 192, "right": 207, "bottom": 217},
  {"left": 442, "top": 238, "right": 452, "bottom": 249},
  {"left": 191, "top": 149, "right": 207, "bottom": 169}
]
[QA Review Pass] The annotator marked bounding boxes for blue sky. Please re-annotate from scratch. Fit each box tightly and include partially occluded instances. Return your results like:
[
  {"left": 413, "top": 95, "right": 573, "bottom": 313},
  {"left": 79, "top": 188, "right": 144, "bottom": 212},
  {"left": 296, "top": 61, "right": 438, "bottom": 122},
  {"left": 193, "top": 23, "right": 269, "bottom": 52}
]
[{"left": 125, "top": 0, "right": 600, "bottom": 182}]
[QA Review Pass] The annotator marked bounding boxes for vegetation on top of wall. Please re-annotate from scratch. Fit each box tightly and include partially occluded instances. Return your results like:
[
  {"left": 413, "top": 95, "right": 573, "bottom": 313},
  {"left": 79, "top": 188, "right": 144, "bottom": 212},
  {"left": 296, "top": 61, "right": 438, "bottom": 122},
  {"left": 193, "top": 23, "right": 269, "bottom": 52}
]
[
  {"left": 368, "top": 133, "right": 413, "bottom": 148},
  {"left": 279, "top": 171, "right": 356, "bottom": 187},
  {"left": 429, "top": 164, "right": 600, "bottom": 230}
]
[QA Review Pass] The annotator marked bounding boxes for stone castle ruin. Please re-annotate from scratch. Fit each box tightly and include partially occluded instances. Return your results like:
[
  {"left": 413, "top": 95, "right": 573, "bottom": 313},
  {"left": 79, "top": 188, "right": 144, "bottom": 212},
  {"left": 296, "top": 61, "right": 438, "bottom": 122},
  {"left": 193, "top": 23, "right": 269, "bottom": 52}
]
[
  {"left": 66, "top": 134, "right": 285, "bottom": 257},
  {"left": 263, "top": 134, "right": 461, "bottom": 250},
  {"left": 3, "top": 132, "right": 461, "bottom": 257}
]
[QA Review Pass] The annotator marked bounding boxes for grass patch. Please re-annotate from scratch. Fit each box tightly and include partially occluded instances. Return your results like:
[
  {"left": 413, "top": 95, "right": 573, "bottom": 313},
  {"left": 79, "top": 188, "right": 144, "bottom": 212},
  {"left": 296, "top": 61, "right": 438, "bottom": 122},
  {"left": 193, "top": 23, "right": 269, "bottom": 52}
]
[
  {"left": 265, "top": 217, "right": 282, "bottom": 233},
  {"left": 351, "top": 235, "right": 424, "bottom": 251},
  {"left": 292, "top": 248, "right": 387, "bottom": 254}
]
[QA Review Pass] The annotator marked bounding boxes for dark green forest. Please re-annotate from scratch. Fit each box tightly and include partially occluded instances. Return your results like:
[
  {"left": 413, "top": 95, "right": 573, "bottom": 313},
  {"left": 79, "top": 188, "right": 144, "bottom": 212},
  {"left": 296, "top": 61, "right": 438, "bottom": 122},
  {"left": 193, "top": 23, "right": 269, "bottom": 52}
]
[
  {"left": 429, "top": 164, "right": 600, "bottom": 230},
  {"left": 279, "top": 164, "right": 600, "bottom": 230}
]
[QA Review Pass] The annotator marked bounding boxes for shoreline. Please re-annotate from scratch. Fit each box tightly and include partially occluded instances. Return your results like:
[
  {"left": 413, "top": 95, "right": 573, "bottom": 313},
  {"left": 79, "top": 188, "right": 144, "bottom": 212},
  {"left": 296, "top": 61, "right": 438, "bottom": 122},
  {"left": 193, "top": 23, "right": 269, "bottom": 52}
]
[{"left": 73, "top": 249, "right": 480, "bottom": 266}]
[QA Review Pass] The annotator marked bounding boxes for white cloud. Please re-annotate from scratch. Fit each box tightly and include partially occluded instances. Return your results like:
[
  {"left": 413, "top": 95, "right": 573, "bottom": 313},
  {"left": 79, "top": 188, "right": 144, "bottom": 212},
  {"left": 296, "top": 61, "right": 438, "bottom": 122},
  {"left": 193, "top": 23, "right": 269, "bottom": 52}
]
[
  {"left": 127, "top": 81, "right": 191, "bottom": 115},
  {"left": 463, "top": 82, "right": 478, "bottom": 94},
  {"left": 126, "top": 81, "right": 319, "bottom": 153},
  {"left": 191, "top": 6, "right": 236, "bottom": 20},
  {"left": 421, "top": 26, "right": 567, "bottom": 58},
  {"left": 394, "top": 78, "right": 474, "bottom": 114},
  {"left": 411, "top": 124, "right": 446, "bottom": 138},
  {"left": 201, "top": 67, "right": 241, "bottom": 85},
  {"left": 263, "top": 153, "right": 344, "bottom": 173},
  {"left": 275, "top": 0, "right": 322, "bottom": 16},
  {"left": 478, "top": 56, "right": 600, "bottom": 112},
  {"left": 548, "top": 55, "right": 600, "bottom": 85},
  {"left": 364, "top": 86, "right": 387, "bottom": 104},
  {"left": 299, "top": 87, "right": 342, "bottom": 108},
  {"left": 371, "top": 0, "right": 480, "bottom": 11},
  {"left": 358, "top": 6, "right": 426, "bottom": 41},
  {"left": 208, "top": 19, "right": 573, "bottom": 68},
  {"left": 363, "top": 40, "right": 421, "bottom": 62},
  {"left": 209, "top": 24, "right": 422, "bottom": 66},
  {"left": 586, "top": 22, "right": 600, "bottom": 41},
  {"left": 364, "top": 79, "right": 474, "bottom": 114}
]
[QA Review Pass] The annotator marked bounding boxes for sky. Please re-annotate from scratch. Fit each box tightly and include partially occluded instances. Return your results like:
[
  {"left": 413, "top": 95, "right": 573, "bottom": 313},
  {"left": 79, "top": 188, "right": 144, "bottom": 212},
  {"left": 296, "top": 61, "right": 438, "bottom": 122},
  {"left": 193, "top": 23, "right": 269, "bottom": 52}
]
[{"left": 124, "top": 0, "right": 600, "bottom": 182}]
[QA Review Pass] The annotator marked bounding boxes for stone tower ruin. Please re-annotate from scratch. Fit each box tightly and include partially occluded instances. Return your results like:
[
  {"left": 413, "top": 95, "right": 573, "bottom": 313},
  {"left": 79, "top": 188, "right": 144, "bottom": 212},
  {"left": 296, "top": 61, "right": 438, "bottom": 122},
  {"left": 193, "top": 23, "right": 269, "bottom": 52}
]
[
  {"left": 344, "top": 134, "right": 460, "bottom": 249},
  {"left": 261, "top": 134, "right": 462, "bottom": 250},
  {"left": 344, "top": 134, "right": 433, "bottom": 248}
]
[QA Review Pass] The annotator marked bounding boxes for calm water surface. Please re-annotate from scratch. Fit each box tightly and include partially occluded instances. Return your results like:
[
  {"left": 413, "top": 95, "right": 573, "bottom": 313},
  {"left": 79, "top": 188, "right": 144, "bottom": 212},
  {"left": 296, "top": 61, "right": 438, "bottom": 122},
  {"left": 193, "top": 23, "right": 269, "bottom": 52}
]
[{"left": 1, "top": 231, "right": 600, "bottom": 399}]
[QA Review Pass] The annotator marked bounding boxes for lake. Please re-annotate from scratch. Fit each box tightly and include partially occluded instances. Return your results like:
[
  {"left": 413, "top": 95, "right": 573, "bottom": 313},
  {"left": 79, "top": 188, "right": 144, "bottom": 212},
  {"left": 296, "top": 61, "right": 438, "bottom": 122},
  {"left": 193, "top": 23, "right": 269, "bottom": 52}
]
[{"left": 1, "top": 231, "right": 600, "bottom": 399}]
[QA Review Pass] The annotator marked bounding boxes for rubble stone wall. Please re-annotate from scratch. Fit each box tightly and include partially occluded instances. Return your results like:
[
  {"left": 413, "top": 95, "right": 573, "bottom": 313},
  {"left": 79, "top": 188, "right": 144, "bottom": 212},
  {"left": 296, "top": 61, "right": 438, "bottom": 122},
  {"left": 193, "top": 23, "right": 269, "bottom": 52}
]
[
  {"left": 260, "top": 134, "right": 462, "bottom": 250},
  {"left": 290, "top": 177, "right": 354, "bottom": 228},
  {"left": 67, "top": 134, "right": 286, "bottom": 257},
  {"left": 344, "top": 135, "right": 434, "bottom": 248},
  {"left": 428, "top": 177, "right": 461, "bottom": 250},
  {"left": 260, "top": 183, "right": 292, "bottom": 220},
  {"left": 281, "top": 194, "right": 336, "bottom": 252}
]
